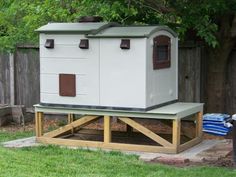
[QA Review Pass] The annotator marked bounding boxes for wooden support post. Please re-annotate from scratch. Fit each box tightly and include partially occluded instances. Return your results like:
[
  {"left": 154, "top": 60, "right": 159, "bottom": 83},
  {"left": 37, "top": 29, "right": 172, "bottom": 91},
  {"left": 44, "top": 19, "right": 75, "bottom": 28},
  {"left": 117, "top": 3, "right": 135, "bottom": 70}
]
[
  {"left": 35, "top": 112, "right": 44, "bottom": 137},
  {"left": 68, "top": 114, "right": 74, "bottom": 124},
  {"left": 38, "top": 112, "right": 44, "bottom": 137},
  {"left": 172, "top": 119, "right": 181, "bottom": 152},
  {"left": 104, "top": 115, "right": 111, "bottom": 144},
  {"left": 68, "top": 114, "right": 74, "bottom": 134},
  {"left": 195, "top": 112, "right": 203, "bottom": 138},
  {"left": 35, "top": 112, "right": 39, "bottom": 137}
]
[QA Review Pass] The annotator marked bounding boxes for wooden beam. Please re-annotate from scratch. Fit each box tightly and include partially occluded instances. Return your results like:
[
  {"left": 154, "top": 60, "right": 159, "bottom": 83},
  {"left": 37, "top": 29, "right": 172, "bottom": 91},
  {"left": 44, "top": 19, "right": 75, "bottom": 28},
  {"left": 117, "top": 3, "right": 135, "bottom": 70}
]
[
  {"left": 179, "top": 137, "right": 202, "bottom": 153},
  {"left": 196, "top": 112, "right": 203, "bottom": 138},
  {"left": 35, "top": 112, "right": 44, "bottom": 137},
  {"left": 118, "top": 117, "right": 173, "bottom": 147},
  {"left": 172, "top": 119, "right": 181, "bottom": 152},
  {"left": 39, "top": 112, "right": 44, "bottom": 137},
  {"left": 67, "top": 114, "right": 74, "bottom": 134},
  {"left": 35, "top": 112, "right": 43, "bottom": 137},
  {"left": 37, "top": 137, "right": 176, "bottom": 153},
  {"left": 35, "top": 112, "right": 39, "bottom": 137},
  {"left": 104, "top": 115, "right": 111, "bottom": 143},
  {"left": 43, "top": 115, "right": 99, "bottom": 138}
]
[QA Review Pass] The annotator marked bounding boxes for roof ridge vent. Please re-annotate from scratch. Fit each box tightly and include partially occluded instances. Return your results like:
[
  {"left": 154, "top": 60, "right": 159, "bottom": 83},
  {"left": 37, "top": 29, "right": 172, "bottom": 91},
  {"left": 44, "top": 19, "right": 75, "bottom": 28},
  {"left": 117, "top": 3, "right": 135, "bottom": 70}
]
[{"left": 78, "top": 16, "right": 103, "bottom": 23}]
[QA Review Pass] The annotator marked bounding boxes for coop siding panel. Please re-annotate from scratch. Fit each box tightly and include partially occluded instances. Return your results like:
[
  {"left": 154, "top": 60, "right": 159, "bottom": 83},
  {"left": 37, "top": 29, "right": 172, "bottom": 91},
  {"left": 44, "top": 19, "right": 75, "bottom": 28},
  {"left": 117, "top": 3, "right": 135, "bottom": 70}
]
[
  {"left": 40, "top": 73, "right": 99, "bottom": 105},
  {"left": 40, "top": 59, "right": 100, "bottom": 105},
  {"left": 40, "top": 34, "right": 88, "bottom": 45},
  {"left": 40, "top": 45, "right": 98, "bottom": 59},
  {"left": 41, "top": 93, "right": 99, "bottom": 105},
  {"left": 40, "top": 58, "right": 97, "bottom": 75},
  {"left": 40, "top": 74, "right": 92, "bottom": 94},
  {"left": 40, "top": 35, "right": 98, "bottom": 59},
  {"left": 146, "top": 31, "right": 178, "bottom": 107},
  {"left": 99, "top": 38, "right": 146, "bottom": 108},
  {"left": 39, "top": 34, "right": 100, "bottom": 106}
]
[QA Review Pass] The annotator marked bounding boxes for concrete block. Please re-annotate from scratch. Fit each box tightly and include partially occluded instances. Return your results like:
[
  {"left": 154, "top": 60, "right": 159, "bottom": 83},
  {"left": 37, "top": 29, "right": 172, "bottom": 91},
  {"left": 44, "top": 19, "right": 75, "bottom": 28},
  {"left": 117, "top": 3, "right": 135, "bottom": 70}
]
[
  {"left": 0, "top": 105, "right": 12, "bottom": 126},
  {"left": 11, "top": 105, "right": 25, "bottom": 124}
]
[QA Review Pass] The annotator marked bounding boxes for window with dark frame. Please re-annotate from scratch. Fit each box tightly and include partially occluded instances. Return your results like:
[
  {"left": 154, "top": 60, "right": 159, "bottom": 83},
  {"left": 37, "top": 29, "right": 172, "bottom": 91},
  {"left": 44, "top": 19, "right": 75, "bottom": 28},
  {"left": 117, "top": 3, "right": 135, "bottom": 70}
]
[{"left": 153, "top": 35, "right": 171, "bottom": 69}]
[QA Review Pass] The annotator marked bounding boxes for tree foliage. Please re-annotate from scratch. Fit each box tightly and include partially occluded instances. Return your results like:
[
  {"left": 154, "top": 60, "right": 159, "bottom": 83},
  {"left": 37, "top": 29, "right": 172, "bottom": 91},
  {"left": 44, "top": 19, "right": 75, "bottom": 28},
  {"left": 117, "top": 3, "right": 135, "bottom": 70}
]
[
  {"left": 0, "top": 0, "right": 160, "bottom": 52},
  {"left": 1, "top": 0, "right": 236, "bottom": 112},
  {"left": 1, "top": 0, "right": 236, "bottom": 51}
]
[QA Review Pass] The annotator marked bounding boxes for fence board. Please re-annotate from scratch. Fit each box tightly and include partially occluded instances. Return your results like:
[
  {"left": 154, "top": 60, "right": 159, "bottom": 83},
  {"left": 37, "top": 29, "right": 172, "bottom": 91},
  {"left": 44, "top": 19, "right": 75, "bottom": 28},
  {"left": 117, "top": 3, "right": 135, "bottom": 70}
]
[
  {"left": 14, "top": 48, "right": 40, "bottom": 107},
  {"left": 178, "top": 45, "right": 202, "bottom": 102},
  {"left": 226, "top": 49, "right": 236, "bottom": 114},
  {"left": 0, "top": 53, "right": 10, "bottom": 104}
]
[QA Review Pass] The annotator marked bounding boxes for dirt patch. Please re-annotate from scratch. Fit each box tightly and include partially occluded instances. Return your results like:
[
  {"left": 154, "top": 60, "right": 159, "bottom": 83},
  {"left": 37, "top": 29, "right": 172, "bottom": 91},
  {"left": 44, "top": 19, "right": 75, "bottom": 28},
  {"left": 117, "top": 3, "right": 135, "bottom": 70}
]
[
  {"left": 149, "top": 151, "right": 235, "bottom": 168},
  {"left": 0, "top": 119, "right": 58, "bottom": 133}
]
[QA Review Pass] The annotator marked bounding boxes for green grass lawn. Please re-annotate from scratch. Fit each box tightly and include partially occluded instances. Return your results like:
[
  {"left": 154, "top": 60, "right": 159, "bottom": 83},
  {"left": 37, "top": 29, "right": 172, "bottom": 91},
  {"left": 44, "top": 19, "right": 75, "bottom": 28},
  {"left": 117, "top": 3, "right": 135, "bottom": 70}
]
[
  {"left": 0, "top": 130, "right": 235, "bottom": 177},
  {"left": 0, "top": 130, "right": 34, "bottom": 143}
]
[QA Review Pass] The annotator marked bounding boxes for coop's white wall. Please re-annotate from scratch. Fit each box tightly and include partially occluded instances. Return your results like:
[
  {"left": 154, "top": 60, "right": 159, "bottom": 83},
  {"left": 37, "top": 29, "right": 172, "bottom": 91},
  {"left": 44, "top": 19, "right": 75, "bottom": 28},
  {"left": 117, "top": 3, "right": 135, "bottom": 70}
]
[
  {"left": 99, "top": 38, "right": 147, "bottom": 108},
  {"left": 40, "top": 34, "right": 100, "bottom": 106},
  {"left": 146, "top": 31, "right": 178, "bottom": 107}
]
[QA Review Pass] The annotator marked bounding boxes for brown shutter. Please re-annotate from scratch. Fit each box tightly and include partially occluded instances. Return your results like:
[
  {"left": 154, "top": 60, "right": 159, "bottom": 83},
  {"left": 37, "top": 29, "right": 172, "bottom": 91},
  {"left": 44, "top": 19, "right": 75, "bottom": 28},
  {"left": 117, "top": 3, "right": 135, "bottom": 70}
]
[
  {"left": 44, "top": 39, "right": 54, "bottom": 49},
  {"left": 79, "top": 39, "right": 89, "bottom": 49},
  {"left": 120, "top": 39, "right": 130, "bottom": 49},
  {"left": 59, "top": 74, "right": 76, "bottom": 97}
]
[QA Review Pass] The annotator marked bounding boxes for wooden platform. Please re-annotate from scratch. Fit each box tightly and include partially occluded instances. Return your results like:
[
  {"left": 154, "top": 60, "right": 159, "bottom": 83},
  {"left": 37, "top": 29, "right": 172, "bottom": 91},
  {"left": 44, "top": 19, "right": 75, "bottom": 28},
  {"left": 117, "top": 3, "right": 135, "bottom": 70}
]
[{"left": 34, "top": 102, "right": 203, "bottom": 153}]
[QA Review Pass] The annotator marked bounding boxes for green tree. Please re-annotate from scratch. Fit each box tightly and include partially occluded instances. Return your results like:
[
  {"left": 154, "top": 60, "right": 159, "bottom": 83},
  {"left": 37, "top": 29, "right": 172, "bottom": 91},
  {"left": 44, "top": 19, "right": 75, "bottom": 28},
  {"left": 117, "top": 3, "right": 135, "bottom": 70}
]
[
  {"left": 139, "top": 0, "right": 236, "bottom": 113},
  {"left": 1, "top": 0, "right": 235, "bottom": 112}
]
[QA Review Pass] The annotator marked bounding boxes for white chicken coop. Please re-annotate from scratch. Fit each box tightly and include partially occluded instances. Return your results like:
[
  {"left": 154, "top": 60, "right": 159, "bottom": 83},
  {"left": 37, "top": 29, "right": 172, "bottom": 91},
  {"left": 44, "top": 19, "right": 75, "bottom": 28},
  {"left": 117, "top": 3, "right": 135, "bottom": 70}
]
[{"left": 37, "top": 20, "right": 178, "bottom": 111}]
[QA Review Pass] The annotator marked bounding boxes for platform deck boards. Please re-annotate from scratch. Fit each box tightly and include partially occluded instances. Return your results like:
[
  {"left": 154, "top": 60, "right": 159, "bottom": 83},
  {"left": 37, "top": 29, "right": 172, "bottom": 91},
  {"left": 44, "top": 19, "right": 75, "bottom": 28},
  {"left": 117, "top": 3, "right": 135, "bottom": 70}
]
[{"left": 35, "top": 102, "right": 203, "bottom": 120}]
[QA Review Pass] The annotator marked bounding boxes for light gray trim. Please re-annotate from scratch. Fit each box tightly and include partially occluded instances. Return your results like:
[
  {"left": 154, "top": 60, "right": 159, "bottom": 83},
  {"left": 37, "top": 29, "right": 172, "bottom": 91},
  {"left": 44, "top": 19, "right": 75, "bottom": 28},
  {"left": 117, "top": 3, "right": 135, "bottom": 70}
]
[
  {"left": 148, "top": 26, "right": 178, "bottom": 38},
  {"left": 87, "top": 25, "right": 178, "bottom": 38},
  {"left": 86, "top": 35, "right": 148, "bottom": 38},
  {"left": 90, "top": 22, "right": 120, "bottom": 35},
  {"left": 39, "top": 100, "right": 178, "bottom": 112},
  {"left": 34, "top": 102, "right": 203, "bottom": 120},
  {"left": 35, "top": 22, "right": 120, "bottom": 35},
  {"left": 36, "top": 23, "right": 177, "bottom": 38}
]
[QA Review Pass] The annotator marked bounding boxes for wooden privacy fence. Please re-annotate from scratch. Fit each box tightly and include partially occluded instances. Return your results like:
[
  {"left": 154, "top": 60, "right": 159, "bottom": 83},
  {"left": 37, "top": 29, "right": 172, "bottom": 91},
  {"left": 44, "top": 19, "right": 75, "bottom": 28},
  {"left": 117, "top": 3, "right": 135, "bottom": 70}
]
[
  {"left": 0, "top": 53, "right": 10, "bottom": 104},
  {"left": 0, "top": 43, "right": 204, "bottom": 109}
]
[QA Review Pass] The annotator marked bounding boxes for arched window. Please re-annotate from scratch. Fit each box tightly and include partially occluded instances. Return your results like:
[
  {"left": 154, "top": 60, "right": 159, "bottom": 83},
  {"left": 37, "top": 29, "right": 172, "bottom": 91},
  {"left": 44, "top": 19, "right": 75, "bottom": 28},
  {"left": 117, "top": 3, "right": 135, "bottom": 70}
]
[{"left": 153, "top": 35, "right": 171, "bottom": 69}]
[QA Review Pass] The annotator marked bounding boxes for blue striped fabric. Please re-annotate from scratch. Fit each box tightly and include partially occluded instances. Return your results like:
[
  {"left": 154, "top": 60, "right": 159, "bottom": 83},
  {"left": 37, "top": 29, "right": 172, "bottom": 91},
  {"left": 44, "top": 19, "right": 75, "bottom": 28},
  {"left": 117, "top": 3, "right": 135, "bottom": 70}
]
[
  {"left": 202, "top": 129, "right": 227, "bottom": 136},
  {"left": 202, "top": 113, "right": 232, "bottom": 136},
  {"left": 203, "top": 124, "right": 232, "bottom": 133},
  {"left": 203, "top": 113, "right": 230, "bottom": 122}
]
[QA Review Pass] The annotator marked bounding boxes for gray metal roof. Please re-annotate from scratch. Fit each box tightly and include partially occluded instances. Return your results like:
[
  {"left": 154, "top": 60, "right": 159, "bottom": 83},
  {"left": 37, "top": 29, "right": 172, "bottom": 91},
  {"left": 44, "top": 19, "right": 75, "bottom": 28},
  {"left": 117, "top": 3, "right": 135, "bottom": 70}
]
[
  {"left": 36, "top": 22, "right": 177, "bottom": 37},
  {"left": 36, "top": 22, "right": 119, "bottom": 34},
  {"left": 87, "top": 26, "right": 177, "bottom": 38}
]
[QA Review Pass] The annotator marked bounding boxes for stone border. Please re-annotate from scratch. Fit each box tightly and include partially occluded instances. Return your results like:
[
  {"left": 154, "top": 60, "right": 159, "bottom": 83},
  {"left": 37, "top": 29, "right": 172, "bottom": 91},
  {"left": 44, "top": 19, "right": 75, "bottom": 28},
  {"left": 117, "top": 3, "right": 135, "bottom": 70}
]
[
  {"left": 0, "top": 105, "right": 12, "bottom": 126},
  {"left": 0, "top": 105, "right": 25, "bottom": 126}
]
